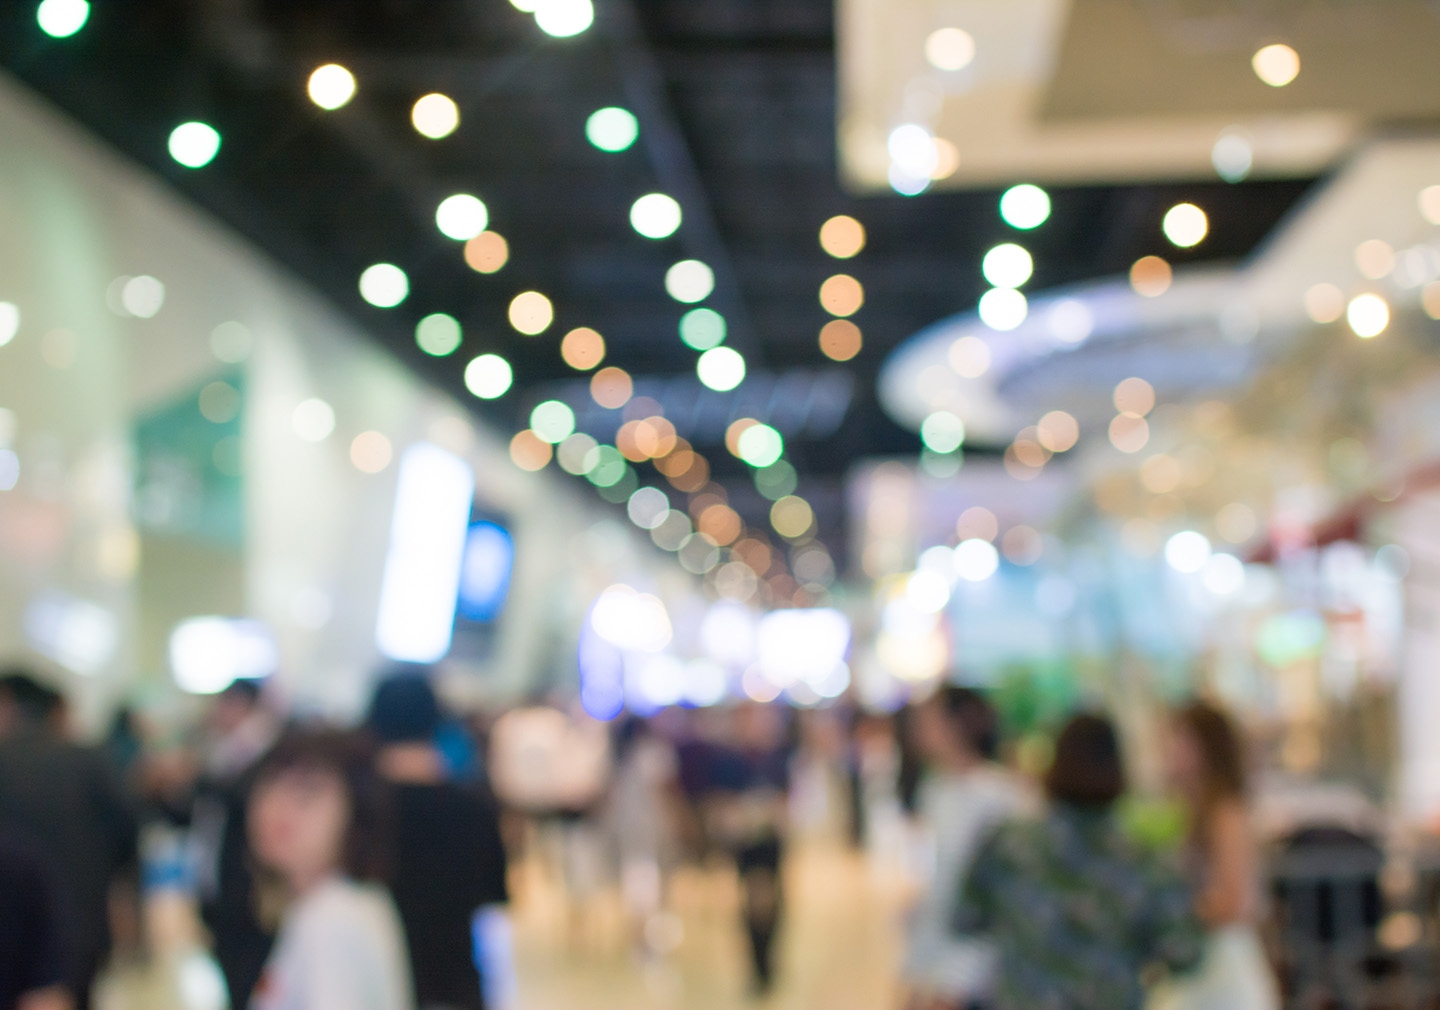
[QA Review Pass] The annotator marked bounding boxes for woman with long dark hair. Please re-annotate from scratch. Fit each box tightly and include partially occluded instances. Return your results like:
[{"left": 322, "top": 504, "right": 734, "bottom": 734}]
[
  {"left": 246, "top": 730, "right": 413, "bottom": 1010},
  {"left": 1151, "top": 703, "right": 1278, "bottom": 1010}
]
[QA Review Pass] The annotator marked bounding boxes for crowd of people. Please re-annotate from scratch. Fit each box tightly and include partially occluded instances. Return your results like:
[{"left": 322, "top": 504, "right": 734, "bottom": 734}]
[{"left": 0, "top": 659, "right": 1284, "bottom": 1010}]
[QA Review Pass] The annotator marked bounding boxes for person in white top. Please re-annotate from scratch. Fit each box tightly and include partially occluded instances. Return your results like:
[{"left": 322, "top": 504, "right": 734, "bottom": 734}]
[
  {"left": 905, "top": 687, "right": 1031, "bottom": 1010},
  {"left": 1150, "top": 702, "right": 1279, "bottom": 1010},
  {"left": 246, "top": 730, "right": 415, "bottom": 1010}
]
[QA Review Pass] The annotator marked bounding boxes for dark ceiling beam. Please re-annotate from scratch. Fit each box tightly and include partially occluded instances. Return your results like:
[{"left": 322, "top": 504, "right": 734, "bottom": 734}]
[{"left": 598, "top": 0, "right": 763, "bottom": 362}]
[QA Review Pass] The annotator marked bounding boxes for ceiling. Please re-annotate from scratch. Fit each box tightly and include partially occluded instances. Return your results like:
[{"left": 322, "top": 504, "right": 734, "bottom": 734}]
[{"left": 0, "top": 0, "right": 1316, "bottom": 566}]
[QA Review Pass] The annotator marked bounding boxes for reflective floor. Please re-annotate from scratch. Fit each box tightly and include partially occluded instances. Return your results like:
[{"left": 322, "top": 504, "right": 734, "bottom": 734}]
[{"left": 99, "top": 840, "right": 907, "bottom": 1010}]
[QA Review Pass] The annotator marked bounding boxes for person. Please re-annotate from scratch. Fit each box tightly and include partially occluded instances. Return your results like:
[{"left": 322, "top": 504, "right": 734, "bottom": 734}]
[
  {"left": 0, "top": 671, "right": 137, "bottom": 1010},
  {"left": 704, "top": 704, "right": 792, "bottom": 995},
  {"left": 247, "top": 729, "right": 413, "bottom": 1010},
  {"left": 1149, "top": 702, "right": 1279, "bottom": 1010},
  {"left": 606, "top": 716, "right": 682, "bottom": 951},
  {"left": 958, "top": 713, "right": 1203, "bottom": 1010},
  {"left": 187, "top": 679, "right": 282, "bottom": 1008},
  {"left": 0, "top": 829, "right": 72, "bottom": 1010},
  {"left": 366, "top": 673, "right": 510, "bottom": 1010},
  {"left": 904, "top": 688, "right": 1032, "bottom": 1010}
]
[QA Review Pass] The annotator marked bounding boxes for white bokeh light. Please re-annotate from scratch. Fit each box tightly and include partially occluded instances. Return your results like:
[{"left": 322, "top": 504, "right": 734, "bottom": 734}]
[
  {"left": 307, "top": 64, "right": 357, "bottom": 110},
  {"left": 925, "top": 27, "right": 975, "bottom": 71},
  {"left": 631, "top": 194, "right": 683, "bottom": 239},
  {"left": 982, "top": 243, "right": 1033, "bottom": 288},
  {"left": 292, "top": 399, "right": 336, "bottom": 442},
  {"left": 953, "top": 539, "right": 1000, "bottom": 582},
  {"left": 1048, "top": 299, "right": 1094, "bottom": 345},
  {"left": 666, "top": 260, "right": 715, "bottom": 303},
  {"left": 889, "top": 124, "right": 939, "bottom": 180},
  {"left": 907, "top": 570, "right": 952, "bottom": 614},
  {"left": 1347, "top": 294, "right": 1389, "bottom": 338},
  {"left": 0, "top": 302, "right": 18, "bottom": 346},
  {"left": 697, "top": 347, "right": 746, "bottom": 391},
  {"left": 999, "top": 184, "right": 1051, "bottom": 229},
  {"left": 412, "top": 94, "right": 460, "bottom": 139},
  {"left": 1163, "top": 203, "right": 1209, "bottom": 248},
  {"left": 978, "top": 287, "right": 1028, "bottom": 331},
  {"left": 464, "top": 354, "right": 514, "bottom": 400},
  {"left": 1165, "top": 531, "right": 1212, "bottom": 573},
  {"left": 37, "top": 0, "right": 90, "bottom": 37},
  {"left": 359, "top": 263, "right": 409, "bottom": 308},
  {"left": 535, "top": 0, "right": 595, "bottom": 37},
  {"left": 168, "top": 122, "right": 222, "bottom": 169},
  {"left": 436, "top": 194, "right": 489, "bottom": 241},
  {"left": 1202, "top": 553, "right": 1246, "bottom": 595}
]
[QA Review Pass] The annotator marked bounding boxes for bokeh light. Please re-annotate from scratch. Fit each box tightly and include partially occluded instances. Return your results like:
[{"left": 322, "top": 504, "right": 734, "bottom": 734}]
[
  {"left": 292, "top": 399, "right": 335, "bottom": 442},
  {"left": 535, "top": 0, "right": 594, "bottom": 37},
  {"left": 1202, "top": 553, "right": 1246, "bottom": 595},
  {"left": 678, "top": 534, "right": 721, "bottom": 575},
  {"left": 1002, "top": 526, "right": 1044, "bottom": 566},
  {"left": 631, "top": 194, "right": 683, "bottom": 239},
  {"left": 1140, "top": 453, "right": 1182, "bottom": 494},
  {"left": 1037, "top": 410, "right": 1079, "bottom": 452},
  {"left": 1347, "top": 293, "right": 1389, "bottom": 338},
  {"left": 1252, "top": 43, "right": 1300, "bottom": 87},
  {"left": 680, "top": 308, "right": 727, "bottom": 351},
  {"left": 755, "top": 460, "right": 798, "bottom": 501},
  {"left": 307, "top": 64, "right": 356, "bottom": 110},
  {"left": 464, "top": 354, "right": 513, "bottom": 399},
  {"left": 1109, "top": 414, "right": 1150, "bottom": 453},
  {"left": 121, "top": 276, "right": 165, "bottom": 318},
  {"left": 737, "top": 424, "right": 784, "bottom": 468},
  {"left": 587, "top": 107, "right": 639, "bottom": 152},
  {"left": 1114, "top": 377, "right": 1156, "bottom": 416},
  {"left": 1165, "top": 530, "right": 1212, "bottom": 573},
  {"left": 628, "top": 487, "right": 670, "bottom": 529},
  {"left": 698, "top": 504, "right": 742, "bottom": 546},
  {"left": 0, "top": 303, "right": 19, "bottom": 346},
  {"left": 1212, "top": 133, "right": 1253, "bottom": 183},
  {"left": 591, "top": 367, "right": 634, "bottom": 409},
  {"left": 558, "top": 433, "right": 599, "bottom": 475},
  {"left": 771, "top": 496, "right": 815, "bottom": 539},
  {"left": 1163, "top": 203, "right": 1208, "bottom": 248},
  {"left": 978, "top": 287, "right": 1027, "bottom": 330},
  {"left": 412, "top": 94, "right": 460, "bottom": 139},
  {"left": 697, "top": 347, "right": 746, "bottom": 391},
  {"left": 416, "top": 313, "right": 462, "bottom": 357},
  {"left": 925, "top": 27, "right": 975, "bottom": 70},
  {"left": 920, "top": 411, "right": 965, "bottom": 454},
  {"left": 820, "top": 274, "right": 864, "bottom": 317},
  {"left": 666, "top": 260, "right": 715, "bottom": 303},
  {"left": 168, "top": 122, "right": 221, "bottom": 169},
  {"left": 464, "top": 232, "right": 509, "bottom": 274},
  {"left": 1422, "top": 185, "right": 1440, "bottom": 226},
  {"left": 889, "top": 124, "right": 938, "bottom": 181},
  {"left": 509, "top": 431, "right": 553, "bottom": 472},
  {"left": 359, "top": 263, "right": 409, "bottom": 308},
  {"left": 1000, "top": 184, "right": 1051, "bottom": 230},
  {"left": 947, "top": 336, "right": 990, "bottom": 378},
  {"left": 819, "top": 216, "right": 866, "bottom": 258},
  {"left": 351, "top": 431, "right": 393, "bottom": 474},
  {"left": 1305, "top": 283, "right": 1345, "bottom": 324},
  {"left": 982, "top": 244, "right": 1033, "bottom": 288},
  {"left": 1217, "top": 503, "right": 1258, "bottom": 543},
  {"left": 1355, "top": 239, "right": 1395, "bottom": 280},
  {"left": 561, "top": 327, "right": 606, "bottom": 370},
  {"left": 198, "top": 382, "right": 240, "bottom": 424},
  {"left": 436, "top": 194, "right": 489, "bottom": 241},
  {"left": 819, "top": 319, "right": 862, "bottom": 361},
  {"left": 1048, "top": 299, "right": 1094, "bottom": 345},
  {"left": 509, "top": 291, "right": 554, "bottom": 335},
  {"left": 956, "top": 506, "right": 998, "bottom": 542},
  {"left": 1130, "top": 256, "right": 1173, "bottom": 297},
  {"left": 37, "top": 0, "right": 89, "bottom": 37},
  {"left": 530, "top": 401, "right": 576, "bottom": 444},
  {"left": 954, "top": 539, "right": 999, "bottom": 582}
]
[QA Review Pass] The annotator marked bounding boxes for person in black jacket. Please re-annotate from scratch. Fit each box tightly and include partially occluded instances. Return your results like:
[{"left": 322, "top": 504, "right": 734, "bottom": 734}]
[
  {"left": 366, "top": 672, "right": 510, "bottom": 1010},
  {"left": 0, "top": 672, "right": 137, "bottom": 1010},
  {"left": 0, "top": 829, "right": 72, "bottom": 1010}
]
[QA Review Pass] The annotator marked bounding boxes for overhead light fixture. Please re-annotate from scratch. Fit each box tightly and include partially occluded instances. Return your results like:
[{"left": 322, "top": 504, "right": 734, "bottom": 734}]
[
  {"left": 631, "top": 194, "right": 682, "bottom": 240},
  {"left": 982, "top": 244, "right": 1034, "bottom": 289},
  {"left": 1252, "top": 44, "right": 1300, "bottom": 87},
  {"left": 586, "top": 108, "right": 639, "bottom": 152},
  {"left": 412, "top": 93, "right": 460, "bottom": 139},
  {"left": 168, "top": 122, "right": 222, "bottom": 169},
  {"left": 666, "top": 260, "right": 715, "bottom": 304},
  {"left": 436, "top": 194, "right": 490, "bottom": 241},
  {"left": 358, "top": 263, "right": 409, "bottom": 308},
  {"left": 697, "top": 347, "right": 745, "bottom": 391},
  {"left": 925, "top": 27, "right": 975, "bottom": 72},
  {"left": 307, "top": 64, "right": 357, "bottom": 110},
  {"left": 465, "top": 354, "right": 514, "bottom": 399},
  {"left": 1162, "top": 203, "right": 1209, "bottom": 248},
  {"left": 36, "top": 0, "right": 89, "bottom": 38},
  {"left": 999, "top": 185, "right": 1050, "bottom": 230}
]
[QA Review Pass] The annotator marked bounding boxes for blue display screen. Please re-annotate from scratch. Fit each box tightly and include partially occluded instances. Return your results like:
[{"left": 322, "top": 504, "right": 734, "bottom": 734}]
[{"left": 457, "top": 520, "right": 514, "bottom": 623}]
